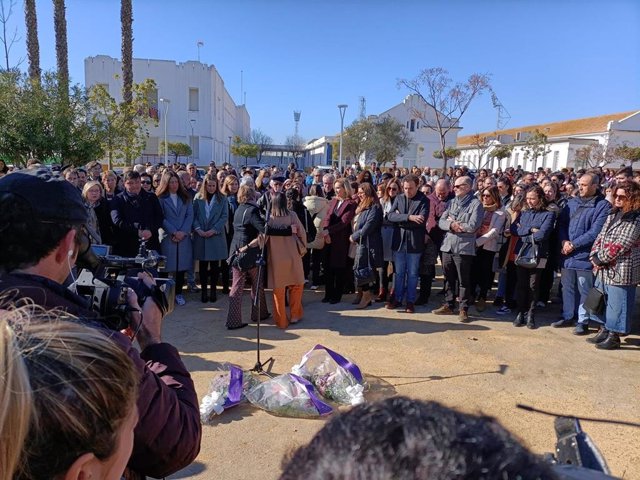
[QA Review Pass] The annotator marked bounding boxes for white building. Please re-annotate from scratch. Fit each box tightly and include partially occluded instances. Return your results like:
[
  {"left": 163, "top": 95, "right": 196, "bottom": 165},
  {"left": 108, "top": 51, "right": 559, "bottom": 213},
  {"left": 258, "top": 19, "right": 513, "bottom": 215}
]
[
  {"left": 85, "top": 55, "right": 250, "bottom": 166},
  {"left": 456, "top": 110, "right": 640, "bottom": 172},
  {"left": 376, "top": 94, "right": 461, "bottom": 168},
  {"left": 300, "top": 94, "right": 461, "bottom": 170}
]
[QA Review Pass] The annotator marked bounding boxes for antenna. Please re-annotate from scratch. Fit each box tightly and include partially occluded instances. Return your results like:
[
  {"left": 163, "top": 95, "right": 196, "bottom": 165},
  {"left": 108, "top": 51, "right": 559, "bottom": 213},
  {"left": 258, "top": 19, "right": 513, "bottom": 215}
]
[
  {"left": 196, "top": 41, "right": 204, "bottom": 62},
  {"left": 293, "top": 110, "right": 301, "bottom": 136},
  {"left": 359, "top": 96, "right": 366, "bottom": 119},
  {"left": 490, "top": 90, "right": 511, "bottom": 130}
]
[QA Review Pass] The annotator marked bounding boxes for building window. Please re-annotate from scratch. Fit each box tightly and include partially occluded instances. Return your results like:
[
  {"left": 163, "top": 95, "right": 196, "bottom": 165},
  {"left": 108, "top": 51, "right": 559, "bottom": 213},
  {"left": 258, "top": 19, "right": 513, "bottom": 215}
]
[
  {"left": 514, "top": 152, "right": 520, "bottom": 166},
  {"left": 190, "top": 136, "right": 199, "bottom": 159},
  {"left": 416, "top": 121, "right": 420, "bottom": 129},
  {"left": 553, "top": 151, "right": 559, "bottom": 171},
  {"left": 189, "top": 88, "right": 199, "bottom": 111},
  {"left": 410, "top": 119, "right": 415, "bottom": 132}
]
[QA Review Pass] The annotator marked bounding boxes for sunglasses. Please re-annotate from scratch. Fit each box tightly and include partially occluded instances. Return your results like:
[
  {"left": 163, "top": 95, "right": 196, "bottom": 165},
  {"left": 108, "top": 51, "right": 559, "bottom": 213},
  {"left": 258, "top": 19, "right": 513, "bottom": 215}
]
[
  {"left": 481, "top": 194, "right": 491, "bottom": 198},
  {"left": 614, "top": 194, "right": 628, "bottom": 200},
  {"left": 141, "top": 180, "right": 152, "bottom": 185},
  {"left": 387, "top": 187, "right": 398, "bottom": 191},
  {"left": 453, "top": 184, "right": 467, "bottom": 189}
]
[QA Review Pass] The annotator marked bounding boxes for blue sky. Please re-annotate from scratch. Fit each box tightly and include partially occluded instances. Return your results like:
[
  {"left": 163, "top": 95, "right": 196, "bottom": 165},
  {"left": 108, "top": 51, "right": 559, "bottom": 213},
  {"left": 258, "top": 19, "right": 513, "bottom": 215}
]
[{"left": 6, "top": 0, "right": 640, "bottom": 144}]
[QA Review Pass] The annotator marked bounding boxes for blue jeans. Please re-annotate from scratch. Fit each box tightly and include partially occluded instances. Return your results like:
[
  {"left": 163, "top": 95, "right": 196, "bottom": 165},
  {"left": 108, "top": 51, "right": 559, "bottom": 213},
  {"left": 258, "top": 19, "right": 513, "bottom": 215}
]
[
  {"left": 496, "top": 271, "right": 507, "bottom": 298},
  {"left": 560, "top": 268, "right": 602, "bottom": 324},
  {"left": 393, "top": 251, "right": 421, "bottom": 304},
  {"left": 596, "top": 278, "right": 636, "bottom": 334}
]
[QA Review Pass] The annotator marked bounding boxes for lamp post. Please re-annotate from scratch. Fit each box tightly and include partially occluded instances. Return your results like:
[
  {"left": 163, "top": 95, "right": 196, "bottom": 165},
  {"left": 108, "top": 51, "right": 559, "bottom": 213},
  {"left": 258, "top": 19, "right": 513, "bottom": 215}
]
[
  {"left": 338, "top": 104, "right": 348, "bottom": 173},
  {"left": 189, "top": 119, "right": 196, "bottom": 161},
  {"left": 160, "top": 98, "right": 170, "bottom": 164}
]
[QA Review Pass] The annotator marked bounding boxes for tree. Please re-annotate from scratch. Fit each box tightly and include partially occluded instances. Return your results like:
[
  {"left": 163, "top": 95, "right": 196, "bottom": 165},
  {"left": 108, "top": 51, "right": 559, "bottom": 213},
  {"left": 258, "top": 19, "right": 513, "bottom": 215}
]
[
  {"left": 465, "top": 133, "right": 496, "bottom": 169},
  {"left": 398, "top": 67, "right": 491, "bottom": 171},
  {"left": 0, "top": 0, "right": 23, "bottom": 71},
  {"left": 0, "top": 71, "right": 103, "bottom": 166},
  {"left": 521, "top": 130, "right": 551, "bottom": 171},
  {"left": 120, "top": 0, "right": 133, "bottom": 104},
  {"left": 249, "top": 128, "right": 272, "bottom": 162},
  {"left": 160, "top": 141, "right": 192, "bottom": 163},
  {"left": 53, "top": 0, "right": 68, "bottom": 97},
  {"left": 88, "top": 79, "right": 158, "bottom": 168},
  {"left": 492, "top": 145, "right": 512, "bottom": 170},
  {"left": 342, "top": 118, "right": 375, "bottom": 165},
  {"left": 614, "top": 144, "right": 640, "bottom": 168},
  {"left": 369, "top": 116, "right": 410, "bottom": 166},
  {"left": 433, "top": 147, "right": 461, "bottom": 160},
  {"left": 230, "top": 135, "right": 259, "bottom": 166},
  {"left": 573, "top": 142, "right": 617, "bottom": 169},
  {"left": 23, "top": 0, "right": 40, "bottom": 83},
  {"left": 285, "top": 134, "right": 306, "bottom": 167}
]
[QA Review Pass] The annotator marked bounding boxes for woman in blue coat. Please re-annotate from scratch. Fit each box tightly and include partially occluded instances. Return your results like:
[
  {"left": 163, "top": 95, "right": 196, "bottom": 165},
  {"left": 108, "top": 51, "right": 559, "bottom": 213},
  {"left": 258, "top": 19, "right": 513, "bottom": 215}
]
[
  {"left": 510, "top": 185, "right": 555, "bottom": 329},
  {"left": 193, "top": 174, "right": 229, "bottom": 302},
  {"left": 156, "top": 170, "right": 194, "bottom": 306},
  {"left": 349, "top": 182, "right": 383, "bottom": 309}
]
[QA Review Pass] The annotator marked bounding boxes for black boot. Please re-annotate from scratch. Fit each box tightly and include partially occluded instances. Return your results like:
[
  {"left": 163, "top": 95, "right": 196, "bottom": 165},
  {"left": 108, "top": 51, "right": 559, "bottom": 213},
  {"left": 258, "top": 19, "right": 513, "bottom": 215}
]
[
  {"left": 513, "top": 312, "right": 525, "bottom": 327},
  {"left": 200, "top": 273, "right": 208, "bottom": 303},
  {"left": 210, "top": 285, "right": 217, "bottom": 303},
  {"left": 526, "top": 311, "right": 536, "bottom": 329},
  {"left": 414, "top": 275, "right": 430, "bottom": 306},
  {"left": 595, "top": 332, "right": 621, "bottom": 350},
  {"left": 587, "top": 327, "right": 609, "bottom": 344}
]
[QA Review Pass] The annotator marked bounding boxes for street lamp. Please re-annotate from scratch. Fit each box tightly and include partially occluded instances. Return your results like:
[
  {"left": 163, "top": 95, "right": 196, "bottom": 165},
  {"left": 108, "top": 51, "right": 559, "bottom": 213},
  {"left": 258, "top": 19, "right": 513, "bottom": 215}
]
[
  {"left": 338, "top": 104, "right": 348, "bottom": 173},
  {"left": 189, "top": 119, "right": 196, "bottom": 161},
  {"left": 160, "top": 98, "right": 170, "bottom": 164}
]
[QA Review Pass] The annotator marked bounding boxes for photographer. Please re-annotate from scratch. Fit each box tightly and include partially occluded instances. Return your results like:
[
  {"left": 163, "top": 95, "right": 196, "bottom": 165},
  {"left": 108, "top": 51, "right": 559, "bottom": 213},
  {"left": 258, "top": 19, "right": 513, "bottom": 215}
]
[{"left": 0, "top": 169, "right": 201, "bottom": 479}]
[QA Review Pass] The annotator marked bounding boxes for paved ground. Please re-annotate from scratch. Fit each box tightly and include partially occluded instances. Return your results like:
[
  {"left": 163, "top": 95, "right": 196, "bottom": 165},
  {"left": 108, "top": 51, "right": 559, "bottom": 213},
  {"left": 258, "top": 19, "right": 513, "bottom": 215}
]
[{"left": 164, "top": 286, "right": 640, "bottom": 480}]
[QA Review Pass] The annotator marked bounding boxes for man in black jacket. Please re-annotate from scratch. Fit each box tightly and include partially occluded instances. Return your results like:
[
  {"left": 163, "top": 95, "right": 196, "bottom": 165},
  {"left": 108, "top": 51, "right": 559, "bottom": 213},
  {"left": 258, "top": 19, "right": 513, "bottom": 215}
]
[
  {"left": 386, "top": 174, "right": 429, "bottom": 313},
  {"left": 111, "top": 170, "right": 164, "bottom": 257},
  {"left": 0, "top": 169, "right": 201, "bottom": 479}
]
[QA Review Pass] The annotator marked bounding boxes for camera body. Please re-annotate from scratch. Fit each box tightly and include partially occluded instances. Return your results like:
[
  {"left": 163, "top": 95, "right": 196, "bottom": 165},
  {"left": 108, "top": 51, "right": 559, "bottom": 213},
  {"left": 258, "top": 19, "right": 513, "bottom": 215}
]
[{"left": 73, "top": 239, "right": 175, "bottom": 331}]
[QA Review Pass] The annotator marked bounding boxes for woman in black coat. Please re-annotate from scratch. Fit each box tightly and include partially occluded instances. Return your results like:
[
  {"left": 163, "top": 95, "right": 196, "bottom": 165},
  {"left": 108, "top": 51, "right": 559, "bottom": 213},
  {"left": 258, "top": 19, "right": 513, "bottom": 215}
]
[{"left": 349, "top": 182, "right": 383, "bottom": 309}]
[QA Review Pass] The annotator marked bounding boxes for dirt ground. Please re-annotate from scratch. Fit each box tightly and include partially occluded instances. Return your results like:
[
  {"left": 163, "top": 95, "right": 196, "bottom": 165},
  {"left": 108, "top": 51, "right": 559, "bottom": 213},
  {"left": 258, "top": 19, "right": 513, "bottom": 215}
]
[{"left": 164, "top": 286, "right": 640, "bottom": 480}]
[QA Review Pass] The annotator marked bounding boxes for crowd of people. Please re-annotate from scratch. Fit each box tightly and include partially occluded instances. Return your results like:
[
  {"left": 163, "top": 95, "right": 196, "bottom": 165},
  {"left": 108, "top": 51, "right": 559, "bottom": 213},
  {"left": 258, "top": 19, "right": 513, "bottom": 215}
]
[
  {"left": 0, "top": 157, "right": 637, "bottom": 479},
  {"left": 2, "top": 158, "right": 639, "bottom": 346}
]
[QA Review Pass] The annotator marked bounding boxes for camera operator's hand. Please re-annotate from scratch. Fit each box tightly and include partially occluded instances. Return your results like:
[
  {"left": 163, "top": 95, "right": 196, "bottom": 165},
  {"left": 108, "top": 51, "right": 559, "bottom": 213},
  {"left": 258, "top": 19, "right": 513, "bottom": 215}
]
[{"left": 126, "top": 273, "right": 163, "bottom": 350}]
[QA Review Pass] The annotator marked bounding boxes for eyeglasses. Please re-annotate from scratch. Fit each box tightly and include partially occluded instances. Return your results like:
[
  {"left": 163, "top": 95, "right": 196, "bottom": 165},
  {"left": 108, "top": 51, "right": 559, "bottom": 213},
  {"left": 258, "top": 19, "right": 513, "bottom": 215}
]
[
  {"left": 614, "top": 194, "right": 628, "bottom": 200},
  {"left": 387, "top": 187, "right": 398, "bottom": 191},
  {"left": 453, "top": 184, "right": 467, "bottom": 189},
  {"left": 141, "top": 180, "right": 152, "bottom": 185},
  {"left": 481, "top": 194, "right": 491, "bottom": 198}
]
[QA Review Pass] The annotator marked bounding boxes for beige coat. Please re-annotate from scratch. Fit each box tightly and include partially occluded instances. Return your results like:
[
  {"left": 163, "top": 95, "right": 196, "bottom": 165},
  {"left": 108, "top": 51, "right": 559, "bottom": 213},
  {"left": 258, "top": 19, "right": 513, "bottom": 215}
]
[{"left": 267, "top": 213, "right": 306, "bottom": 288}]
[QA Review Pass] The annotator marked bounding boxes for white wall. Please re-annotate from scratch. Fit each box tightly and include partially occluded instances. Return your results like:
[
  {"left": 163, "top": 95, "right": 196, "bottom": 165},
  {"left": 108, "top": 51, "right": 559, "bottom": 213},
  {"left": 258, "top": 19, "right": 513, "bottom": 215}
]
[{"left": 85, "top": 55, "right": 249, "bottom": 166}]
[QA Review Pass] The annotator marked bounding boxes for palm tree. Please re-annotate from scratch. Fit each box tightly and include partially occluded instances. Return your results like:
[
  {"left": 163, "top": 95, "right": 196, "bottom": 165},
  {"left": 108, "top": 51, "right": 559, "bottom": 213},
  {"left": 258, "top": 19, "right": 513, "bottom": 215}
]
[
  {"left": 121, "top": 0, "right": 132, "bottom": 104},
  {"left": 53, "top": 0, "right": 68, "bottom": 94},
  {"left": 24, "top": 0, "right": 40, "bottom": 83}
]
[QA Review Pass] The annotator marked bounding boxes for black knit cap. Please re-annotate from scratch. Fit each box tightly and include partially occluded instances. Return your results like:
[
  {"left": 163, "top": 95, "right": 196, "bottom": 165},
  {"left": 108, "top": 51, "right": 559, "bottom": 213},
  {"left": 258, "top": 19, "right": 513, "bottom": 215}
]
[{"left": 0, "top": 168, "right": 88, "bottom": 223}]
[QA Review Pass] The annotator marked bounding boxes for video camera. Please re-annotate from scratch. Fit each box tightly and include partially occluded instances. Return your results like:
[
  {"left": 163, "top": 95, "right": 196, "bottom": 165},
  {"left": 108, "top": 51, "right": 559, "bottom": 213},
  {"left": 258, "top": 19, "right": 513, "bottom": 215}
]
[{"left": 73, "top": 229, "right": 175, "bottom": 331}]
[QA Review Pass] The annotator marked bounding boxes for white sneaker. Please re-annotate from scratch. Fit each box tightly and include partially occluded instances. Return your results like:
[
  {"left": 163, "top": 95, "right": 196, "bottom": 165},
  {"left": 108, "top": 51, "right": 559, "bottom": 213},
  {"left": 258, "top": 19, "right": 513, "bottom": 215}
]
[
  {"left": 175, "top": 294, "right": 186, "bottom": 306},
  {"left": 310, "top": 285, "right": 319, "bottom": 290},
  {"left": 496, "top": 306, "right": 511, "bottom": 315}
]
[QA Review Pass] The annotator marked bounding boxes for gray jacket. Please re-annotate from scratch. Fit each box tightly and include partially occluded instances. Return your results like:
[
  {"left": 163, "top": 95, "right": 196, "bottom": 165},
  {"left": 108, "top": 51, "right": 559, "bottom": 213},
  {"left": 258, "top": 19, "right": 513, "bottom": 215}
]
[{"left": 439, "top": 193, "right": 484, "bottom": 255}]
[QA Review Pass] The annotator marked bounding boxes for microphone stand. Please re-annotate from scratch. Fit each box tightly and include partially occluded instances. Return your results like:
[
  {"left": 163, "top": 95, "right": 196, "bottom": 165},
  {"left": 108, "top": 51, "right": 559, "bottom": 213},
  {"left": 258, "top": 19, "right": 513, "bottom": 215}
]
[{"left": 251, "top": 193, "right": 274, "bottom": 376}]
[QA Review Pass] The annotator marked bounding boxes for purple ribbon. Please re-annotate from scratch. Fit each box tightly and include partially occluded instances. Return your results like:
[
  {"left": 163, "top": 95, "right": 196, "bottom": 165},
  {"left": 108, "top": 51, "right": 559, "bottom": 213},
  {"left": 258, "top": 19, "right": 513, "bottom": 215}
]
[
  {"left": 312, "top": 344, "right": 363, "bottom": 383},
  {"left": 223, "top": 365, "right": 243, "bottom": 408},
  {"left": 289, "top": 374, "right": 333, "bottom": 416}
]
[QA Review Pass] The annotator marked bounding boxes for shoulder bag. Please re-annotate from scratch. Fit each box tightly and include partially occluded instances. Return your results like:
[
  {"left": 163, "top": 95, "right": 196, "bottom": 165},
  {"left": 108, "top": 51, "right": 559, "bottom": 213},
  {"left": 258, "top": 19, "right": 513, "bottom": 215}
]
[
  {"left": 584, "top": 269, "right": 606, "bottom": 316},
  {"left": 515, "top": 236, "right": 539, "bottom": 269},
  {"left": 292, "top": 213, "right": 308, "bottom": 257},
  {"left": 354, "top": 236, "right": 376, "bottom": 287}
]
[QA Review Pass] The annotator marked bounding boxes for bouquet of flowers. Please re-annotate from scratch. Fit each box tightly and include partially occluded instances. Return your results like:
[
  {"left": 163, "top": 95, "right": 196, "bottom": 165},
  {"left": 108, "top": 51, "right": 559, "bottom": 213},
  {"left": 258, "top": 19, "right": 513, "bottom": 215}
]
[
  {"left": 291, "top": 344, "right": 366, "bottom": 405},
  {"left": 245, "top": 373, "right": 333, "bottom": 418},
  {"left": 199, "top": 364, "right": 260, "bottom": 424}
]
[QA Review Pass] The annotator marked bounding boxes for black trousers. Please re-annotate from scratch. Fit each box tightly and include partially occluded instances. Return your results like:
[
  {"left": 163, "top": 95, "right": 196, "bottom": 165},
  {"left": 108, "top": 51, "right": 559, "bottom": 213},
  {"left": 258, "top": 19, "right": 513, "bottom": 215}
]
[
  {"left": 199, "top": 260, "right": 221, "bottom": 294},
  {"left": 324, "top": 246, "right": 346, "bottom": 301},
  {"left": 471, "top": 248, "right": 496, "bottom": 300},
  {"left": 516, "top": 266, "right": 542, "bottom": 314},
  {"left": 505, "top": 261, "right": 518, "bottom": 308},
  {"left": 442, "top": 252, "right": 474, "bottom": 311},
  {"left": 310, "top": 248, "right": 324, "bottom": 285}
]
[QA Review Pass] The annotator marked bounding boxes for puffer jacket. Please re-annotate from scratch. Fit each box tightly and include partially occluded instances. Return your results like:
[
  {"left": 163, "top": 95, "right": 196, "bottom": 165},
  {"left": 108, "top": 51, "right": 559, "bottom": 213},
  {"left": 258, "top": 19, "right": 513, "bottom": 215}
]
[
  {"left": 590, "top": 210, "right": 640, "bottom": 285},
  {"left": 303, "top": 195, "right": 328, "bottom": 250},
  {"left": 558, "top": 193, "right": 610, "bottom": 270}
]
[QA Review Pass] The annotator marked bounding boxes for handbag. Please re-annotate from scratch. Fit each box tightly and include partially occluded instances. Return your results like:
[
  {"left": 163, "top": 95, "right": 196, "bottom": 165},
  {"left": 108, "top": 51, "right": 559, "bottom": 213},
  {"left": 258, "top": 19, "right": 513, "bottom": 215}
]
[
  {"left": 515, "top": 236, "right": 539, "bottom": 269},
  {"left": 292, "top": 213, "right": 308, "bottom": 257},
  {"left": 354, "top": 238, "right": 376, "bottom": 287},
  {"left": 584, "top": 270, "right": 606, "bottom": 316}
]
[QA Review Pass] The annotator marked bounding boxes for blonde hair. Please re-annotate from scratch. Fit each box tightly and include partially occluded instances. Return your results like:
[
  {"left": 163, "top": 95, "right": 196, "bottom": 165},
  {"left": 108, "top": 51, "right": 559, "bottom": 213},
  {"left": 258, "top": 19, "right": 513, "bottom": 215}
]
[
  {"left": 0, "top": 305, "right": 138, "bottom": 479},
  {"left": 238, "top": 183, "right": 256, "bottom": 204},
  {"left": 334, "top": 178, "right": 352, "bottom": 199},
  {"left": 81, "top": 180, "right": 104, "bottom": 201}
]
